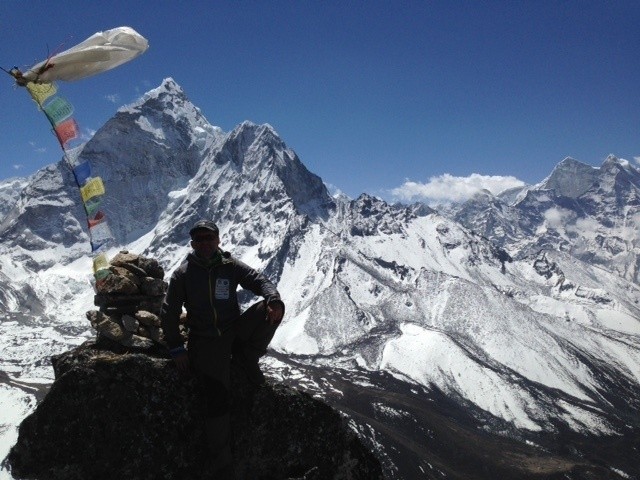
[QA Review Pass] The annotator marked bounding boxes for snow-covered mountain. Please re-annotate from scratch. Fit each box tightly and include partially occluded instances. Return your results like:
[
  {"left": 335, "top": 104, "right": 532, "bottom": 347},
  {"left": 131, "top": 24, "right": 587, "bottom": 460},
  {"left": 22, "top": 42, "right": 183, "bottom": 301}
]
[
  {"left": 1, "top": 79, "right": 639, "bottom": 479},
  {"left": 0, "top": 178, "right": 29, "bottom": 224},
  {"left": 452, "top": 156, "right": 640, "bottom": 285}
]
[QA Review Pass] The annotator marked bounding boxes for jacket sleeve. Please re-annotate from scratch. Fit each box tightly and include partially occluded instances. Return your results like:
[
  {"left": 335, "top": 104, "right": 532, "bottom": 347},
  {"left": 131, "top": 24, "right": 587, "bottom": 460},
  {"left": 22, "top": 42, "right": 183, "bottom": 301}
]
[
  {"left": 160, "top": 266, "right": 186, "bottom": 350},
  {"left": 234, "top": 259, "right": 283, "bottom": 308}
]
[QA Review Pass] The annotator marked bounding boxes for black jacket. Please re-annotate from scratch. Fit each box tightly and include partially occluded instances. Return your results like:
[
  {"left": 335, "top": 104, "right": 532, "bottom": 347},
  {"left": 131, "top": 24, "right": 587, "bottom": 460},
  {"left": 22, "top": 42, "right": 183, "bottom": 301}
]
[{"left": 160, "top": 250, "right": 282, "bottom": 349}]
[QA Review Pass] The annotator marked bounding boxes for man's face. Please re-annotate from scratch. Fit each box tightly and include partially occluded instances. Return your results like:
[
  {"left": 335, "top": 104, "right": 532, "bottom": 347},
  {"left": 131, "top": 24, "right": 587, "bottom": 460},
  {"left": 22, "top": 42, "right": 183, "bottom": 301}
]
[{"left": 190, "top": 230, "right": 220, "bottom": 258}]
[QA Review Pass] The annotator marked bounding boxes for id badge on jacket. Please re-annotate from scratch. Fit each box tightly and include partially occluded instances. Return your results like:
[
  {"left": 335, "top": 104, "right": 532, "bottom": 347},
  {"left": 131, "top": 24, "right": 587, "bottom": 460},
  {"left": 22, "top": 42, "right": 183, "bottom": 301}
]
[{"left": 215, "top": 278, "right": 230, "bottom": 300}]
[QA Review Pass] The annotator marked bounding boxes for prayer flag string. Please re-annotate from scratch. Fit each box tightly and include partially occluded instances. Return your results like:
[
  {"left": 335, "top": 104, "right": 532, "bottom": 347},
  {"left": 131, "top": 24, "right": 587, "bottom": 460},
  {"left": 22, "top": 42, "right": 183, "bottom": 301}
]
[{"left": 25, "top": 80, "right": 112, "bottom": 279}]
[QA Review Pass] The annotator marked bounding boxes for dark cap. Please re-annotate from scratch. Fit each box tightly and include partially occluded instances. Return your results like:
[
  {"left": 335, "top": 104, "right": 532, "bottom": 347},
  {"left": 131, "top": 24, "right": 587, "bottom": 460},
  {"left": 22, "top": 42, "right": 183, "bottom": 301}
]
[{"left": 189, "top": 220, "right": 219, "bottom": 237}]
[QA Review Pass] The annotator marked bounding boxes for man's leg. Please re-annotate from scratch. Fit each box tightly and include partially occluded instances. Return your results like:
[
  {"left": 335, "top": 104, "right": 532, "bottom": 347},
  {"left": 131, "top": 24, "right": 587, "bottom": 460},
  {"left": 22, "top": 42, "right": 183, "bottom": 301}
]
[
  {"left": 232, "top": 301, "right": 279, "bottom": 384},
  {"left": 188, "top": 333, "right": 234, "bottom": 475}
]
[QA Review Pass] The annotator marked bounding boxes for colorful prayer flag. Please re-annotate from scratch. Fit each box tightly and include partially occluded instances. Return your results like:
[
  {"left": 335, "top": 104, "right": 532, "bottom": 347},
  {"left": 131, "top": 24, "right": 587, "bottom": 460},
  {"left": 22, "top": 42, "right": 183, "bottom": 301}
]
[
  {"left": 83, "top": 197, "right": 102, "bottom": 217},
  {"left": 63, "top": 145, "right": 83, "bottom": 167},
  {"left": 72, "top": 161, "right": 92, "bottom": 186},
  {"left": 88, "top": 211, "right": 106, "bottom": 228},
  {"left": 89, "top": 221, "right": 113, "bottom": 251},
  {"left": 43, "top": 97, "right": 74, "bottom": 126},
  {"left": 54, "top": 117, "right": 79, "bottom": 147},
  {"left": 25, "top": 81, "right": 57, "bottom": 106},
  {"left": 94, "top": 269, "right": 111, "bottom": 281},
  {"left": 92, "top": 253, "right": 110, "bottom": 273},
  {"left": 80, "top": 177, "right": 105, "bottom": 202}
]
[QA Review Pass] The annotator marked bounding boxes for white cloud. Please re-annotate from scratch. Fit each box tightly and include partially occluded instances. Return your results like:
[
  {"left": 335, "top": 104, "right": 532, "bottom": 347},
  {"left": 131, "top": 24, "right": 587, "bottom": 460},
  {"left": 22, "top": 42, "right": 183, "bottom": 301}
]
[
  {"left": 12, "top": 164, "right": 23, "bottom": 170},
  {"left": 390, "top": 173, "right": 525, "bottom": 204},
  {"left": 105, "top": 94, "right": 120, "bottom": 104},
  {"left": 324, "top": 182, "right": 349, "bottom": 199},
  {"left": 28, "top": 141, "right": 46, "bottom": 154},
  {"left": 574, "top": 217, "right": 601, "bottom": 236},
  {"left": 543, "top": 207, "right": 575, "bottom": 229},
  {"left": 633, "top": 156, "right": 640, "bottom": 166}
]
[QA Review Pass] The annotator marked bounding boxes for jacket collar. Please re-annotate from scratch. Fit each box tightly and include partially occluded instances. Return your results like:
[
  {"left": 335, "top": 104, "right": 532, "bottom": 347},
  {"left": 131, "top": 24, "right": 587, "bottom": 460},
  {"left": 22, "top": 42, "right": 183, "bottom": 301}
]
[{"left": 187, "top": 249, "right": 231, "bottom": 269}]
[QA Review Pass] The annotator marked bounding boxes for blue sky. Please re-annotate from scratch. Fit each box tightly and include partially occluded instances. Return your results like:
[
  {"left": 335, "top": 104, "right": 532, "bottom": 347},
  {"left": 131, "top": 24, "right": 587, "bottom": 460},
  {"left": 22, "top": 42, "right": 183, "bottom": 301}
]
[{"left": 1, "top": 1, "right": 638, "bottom": 203}]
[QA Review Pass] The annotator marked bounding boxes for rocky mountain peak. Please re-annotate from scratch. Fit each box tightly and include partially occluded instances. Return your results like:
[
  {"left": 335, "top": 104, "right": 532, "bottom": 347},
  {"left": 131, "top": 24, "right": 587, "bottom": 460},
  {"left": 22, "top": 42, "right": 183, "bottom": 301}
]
[
  {"left": 230, "top": 121, "right": 281, "bottom": 146},
  {"left": 599, "top": 154, "right": 640, "bottom": 182},
  {"left": 122, "top": 77, "right": 186, "bottom": 110},
  {"left": 346, "top": 193, "right": 420, "bottom": 237},
  {"left": 206, "top": 120, "right": 334, "bottom": 219},
  {"left": 117, "top": 77, "right": 223, "bottom": 152},
  {"left": 602, "top": 153, "right": 624, "bottom": 168},
  {"left": 540, "top": 156, "right": 598, "bottom": 198}
]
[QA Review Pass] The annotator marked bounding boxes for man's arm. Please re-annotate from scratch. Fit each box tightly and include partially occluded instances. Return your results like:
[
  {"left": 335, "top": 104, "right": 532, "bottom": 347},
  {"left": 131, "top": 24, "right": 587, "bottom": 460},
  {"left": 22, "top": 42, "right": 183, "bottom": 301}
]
[
  {"left": 235, "top": 259, "right": 285, "bottom": 323},
  {"left": 160, "top": 267, "right": 190, "bottom": 372}
]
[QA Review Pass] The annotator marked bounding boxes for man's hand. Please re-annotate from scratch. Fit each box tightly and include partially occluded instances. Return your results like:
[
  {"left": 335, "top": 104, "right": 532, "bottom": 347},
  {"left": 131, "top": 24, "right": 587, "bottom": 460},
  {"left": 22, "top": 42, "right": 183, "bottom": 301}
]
[
  {"left": 266, "top": 301, "right": 284, "bottom": 325},
  {"left": 169, "top": 347, "right": 190, "bottom": 374}
]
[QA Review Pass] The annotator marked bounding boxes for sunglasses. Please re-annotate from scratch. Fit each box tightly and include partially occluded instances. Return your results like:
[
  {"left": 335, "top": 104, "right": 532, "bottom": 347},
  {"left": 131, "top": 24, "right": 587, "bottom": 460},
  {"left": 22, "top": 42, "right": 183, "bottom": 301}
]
[{"left": 192, "top": 235, "right": 217, "bottom": 243}]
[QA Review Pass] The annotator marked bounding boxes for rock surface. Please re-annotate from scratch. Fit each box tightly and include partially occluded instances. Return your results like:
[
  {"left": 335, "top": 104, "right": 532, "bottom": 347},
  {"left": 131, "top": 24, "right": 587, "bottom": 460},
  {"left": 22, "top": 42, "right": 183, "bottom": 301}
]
[{"left": 5, "top": 342, "right": 383, "bottom": 480}]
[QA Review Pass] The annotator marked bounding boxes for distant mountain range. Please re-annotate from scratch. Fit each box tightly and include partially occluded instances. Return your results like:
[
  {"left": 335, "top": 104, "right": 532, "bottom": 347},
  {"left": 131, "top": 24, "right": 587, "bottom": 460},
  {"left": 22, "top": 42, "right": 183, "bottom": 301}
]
[{"left": 1, "top": 78, "right": 638, "bottom": 479}]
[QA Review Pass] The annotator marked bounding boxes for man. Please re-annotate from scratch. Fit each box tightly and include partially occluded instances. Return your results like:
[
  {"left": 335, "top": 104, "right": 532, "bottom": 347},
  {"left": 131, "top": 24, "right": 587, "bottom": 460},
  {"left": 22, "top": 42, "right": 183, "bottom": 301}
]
[{"left": 160, "top": 219, "right": 285, "bottom": 476}]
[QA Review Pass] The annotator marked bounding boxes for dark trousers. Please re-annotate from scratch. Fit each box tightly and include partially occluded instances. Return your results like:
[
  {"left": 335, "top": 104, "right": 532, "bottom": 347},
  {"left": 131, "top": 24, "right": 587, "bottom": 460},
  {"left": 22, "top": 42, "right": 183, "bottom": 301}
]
[{"left": 187, "top": 301, "right": 279, "bottom": 470}]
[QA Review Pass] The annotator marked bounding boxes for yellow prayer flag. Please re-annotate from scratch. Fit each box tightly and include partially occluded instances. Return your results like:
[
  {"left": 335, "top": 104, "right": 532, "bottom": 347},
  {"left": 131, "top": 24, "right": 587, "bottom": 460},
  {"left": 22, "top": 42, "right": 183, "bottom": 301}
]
[
  {"left": 92, "top": 253, "right": 110, "bottom": 274},
  {"left": 25, "top": 82, "right": 57, "bottom": 106},
  {"left": 80, "top": 177, "right": 106, "bottom": 203}
]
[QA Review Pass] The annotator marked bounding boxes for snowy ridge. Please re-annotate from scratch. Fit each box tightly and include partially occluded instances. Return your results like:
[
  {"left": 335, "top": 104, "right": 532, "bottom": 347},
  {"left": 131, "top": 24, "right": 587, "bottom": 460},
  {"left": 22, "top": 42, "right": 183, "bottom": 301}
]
[{"left": 276, "top": 196, "right": 640, "bottom": 436}]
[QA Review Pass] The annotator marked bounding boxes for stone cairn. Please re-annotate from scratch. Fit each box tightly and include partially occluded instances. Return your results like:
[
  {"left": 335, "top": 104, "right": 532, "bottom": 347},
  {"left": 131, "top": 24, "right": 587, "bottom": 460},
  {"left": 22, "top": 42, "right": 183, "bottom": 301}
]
[{"left": 86, "top": 251, "right": 168, "bottom": 350}]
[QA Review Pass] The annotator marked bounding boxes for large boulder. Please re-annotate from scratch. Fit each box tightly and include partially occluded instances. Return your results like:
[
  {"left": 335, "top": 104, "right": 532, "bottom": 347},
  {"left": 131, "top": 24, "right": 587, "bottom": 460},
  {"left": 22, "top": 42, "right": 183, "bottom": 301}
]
[{"left": 5, "top": 342, "right": 383, "bottom": 480}]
